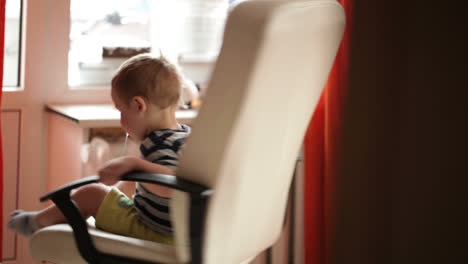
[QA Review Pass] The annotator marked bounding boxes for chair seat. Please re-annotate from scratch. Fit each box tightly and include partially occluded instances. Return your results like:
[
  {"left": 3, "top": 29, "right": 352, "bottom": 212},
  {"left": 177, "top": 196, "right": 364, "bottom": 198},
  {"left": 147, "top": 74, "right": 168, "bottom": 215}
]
[{"left": 30, "top": 224, "right": 181, "bottom": 264}]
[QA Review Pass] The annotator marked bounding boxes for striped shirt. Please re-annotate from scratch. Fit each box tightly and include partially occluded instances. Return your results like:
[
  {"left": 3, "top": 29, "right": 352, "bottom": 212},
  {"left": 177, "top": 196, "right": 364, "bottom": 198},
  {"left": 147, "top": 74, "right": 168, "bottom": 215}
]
[{"left": 133, "top": 124, "right": 191, "bottom": 235}]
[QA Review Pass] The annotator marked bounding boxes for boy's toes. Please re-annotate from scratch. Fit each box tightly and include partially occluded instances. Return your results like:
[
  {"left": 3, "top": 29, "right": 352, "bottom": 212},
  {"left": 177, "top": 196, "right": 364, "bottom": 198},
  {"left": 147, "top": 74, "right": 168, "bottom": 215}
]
[{"left": 10, "top": 210, "right": 24, "bottom": 217}]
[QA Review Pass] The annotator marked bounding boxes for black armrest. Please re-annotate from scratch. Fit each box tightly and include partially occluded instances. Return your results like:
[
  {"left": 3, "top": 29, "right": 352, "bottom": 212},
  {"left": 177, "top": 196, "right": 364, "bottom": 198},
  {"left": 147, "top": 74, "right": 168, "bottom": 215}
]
[
  {"left": 40, "top": 176, "right": 99, "bottom": 202},
  {"left": 120, "top": 171, "right": 212, "bottom": 197},
  {"left": 39, "top": 176, "right": 103, "bottom": 263},
  {"left": 120, "top": 172, "right": 213, "bottom": 263},
  {"left": 39, "top": 172, "right": 212, "bottom": 264},
  {"left": 39, "top": 172, "right": 212, "bottom": 202}
]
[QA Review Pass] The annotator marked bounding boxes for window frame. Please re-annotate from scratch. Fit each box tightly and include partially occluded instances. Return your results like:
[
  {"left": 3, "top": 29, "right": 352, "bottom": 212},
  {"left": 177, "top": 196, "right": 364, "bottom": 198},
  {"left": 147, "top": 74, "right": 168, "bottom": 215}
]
[{"left": 2, "top": 0, "right": 24, "bottom": 90}]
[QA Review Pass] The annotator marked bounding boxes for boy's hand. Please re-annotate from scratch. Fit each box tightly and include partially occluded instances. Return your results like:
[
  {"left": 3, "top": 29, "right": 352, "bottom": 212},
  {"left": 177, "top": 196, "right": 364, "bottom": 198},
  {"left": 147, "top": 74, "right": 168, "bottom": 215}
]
[{"left": 97, "top": 156, "right": 136, "bottom": 186}]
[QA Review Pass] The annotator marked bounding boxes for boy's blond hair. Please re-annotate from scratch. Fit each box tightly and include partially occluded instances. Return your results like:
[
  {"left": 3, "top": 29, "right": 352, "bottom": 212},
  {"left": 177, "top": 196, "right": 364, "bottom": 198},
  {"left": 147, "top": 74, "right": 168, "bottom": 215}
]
[{"left": 112, "top": 53, "right": 182, "bottom": 109}]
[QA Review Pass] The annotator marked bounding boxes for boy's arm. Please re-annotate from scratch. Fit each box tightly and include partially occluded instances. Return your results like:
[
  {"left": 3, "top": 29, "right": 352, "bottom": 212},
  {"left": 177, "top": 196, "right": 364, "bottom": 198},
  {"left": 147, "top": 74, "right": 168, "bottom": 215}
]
[{"left": 98, "top": 156, "right": 175, "bottom": 195}]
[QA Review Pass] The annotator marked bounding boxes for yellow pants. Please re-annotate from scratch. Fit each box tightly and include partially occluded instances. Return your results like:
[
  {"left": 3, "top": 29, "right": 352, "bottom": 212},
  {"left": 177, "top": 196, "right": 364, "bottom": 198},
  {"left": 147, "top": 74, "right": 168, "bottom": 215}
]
[{"left": 95, "top": 187, "right": 174, "bottom": 244}]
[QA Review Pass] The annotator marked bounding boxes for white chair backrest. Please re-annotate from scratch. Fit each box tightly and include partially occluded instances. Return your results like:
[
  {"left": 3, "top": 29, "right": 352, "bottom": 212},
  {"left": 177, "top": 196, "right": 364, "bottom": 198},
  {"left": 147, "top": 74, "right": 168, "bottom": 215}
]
[{"left": 177, "top": 0, "right": 345, "bottom": 262}]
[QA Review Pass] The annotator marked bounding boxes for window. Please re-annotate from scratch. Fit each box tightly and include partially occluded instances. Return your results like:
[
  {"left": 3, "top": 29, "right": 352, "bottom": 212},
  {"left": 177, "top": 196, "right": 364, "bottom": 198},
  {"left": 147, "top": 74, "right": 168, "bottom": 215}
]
[
  {"left": 68, "top": 0, "right": 151, "bottom": 87},
  {"left": 3, "top": 0, "right": 22, "bottom": 89},
  {"left": 69, "top": 0, "right": 230, "bottom": 88}
]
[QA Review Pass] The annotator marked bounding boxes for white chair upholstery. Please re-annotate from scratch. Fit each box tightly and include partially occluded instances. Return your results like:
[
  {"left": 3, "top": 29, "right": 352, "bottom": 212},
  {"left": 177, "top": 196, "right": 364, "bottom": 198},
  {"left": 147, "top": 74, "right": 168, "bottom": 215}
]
[
  {"left": 31, "top": 224, "right": 177, "bottom": 264},
  {"left": 30, "top": 1, "right": 345, "bottom": 263}
]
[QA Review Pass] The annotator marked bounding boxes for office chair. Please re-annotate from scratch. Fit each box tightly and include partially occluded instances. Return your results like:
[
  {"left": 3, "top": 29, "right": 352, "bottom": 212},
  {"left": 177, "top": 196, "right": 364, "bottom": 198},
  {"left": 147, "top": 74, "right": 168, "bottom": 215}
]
[{"left": 30, "top": 0, "right": 345, "bottom": 263}]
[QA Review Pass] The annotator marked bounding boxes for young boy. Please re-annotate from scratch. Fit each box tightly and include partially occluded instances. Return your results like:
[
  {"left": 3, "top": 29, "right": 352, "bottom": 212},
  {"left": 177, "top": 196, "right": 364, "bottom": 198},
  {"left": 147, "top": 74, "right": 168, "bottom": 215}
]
[{"left": 8, "top": 53, "right": 191, "bottom": 244}]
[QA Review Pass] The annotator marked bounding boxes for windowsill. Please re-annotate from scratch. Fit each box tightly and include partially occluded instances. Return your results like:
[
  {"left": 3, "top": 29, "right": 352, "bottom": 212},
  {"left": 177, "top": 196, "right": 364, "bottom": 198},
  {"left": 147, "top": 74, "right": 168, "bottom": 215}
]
[
  {"left": 2, "top": 87, "right": 24, "bottom": 92},
  {"left": 67, "top": 84, "right": 110, "bottom": 90},
  {"left": 179, "top": 53, "right": 218, "bottom": 64}
]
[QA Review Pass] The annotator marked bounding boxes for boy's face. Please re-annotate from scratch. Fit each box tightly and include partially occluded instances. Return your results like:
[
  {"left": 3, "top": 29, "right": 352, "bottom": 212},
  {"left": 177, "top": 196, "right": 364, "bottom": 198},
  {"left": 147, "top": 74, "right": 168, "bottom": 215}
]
[{"left": 111, "top": 87, "right": 147, "bottom": 141}]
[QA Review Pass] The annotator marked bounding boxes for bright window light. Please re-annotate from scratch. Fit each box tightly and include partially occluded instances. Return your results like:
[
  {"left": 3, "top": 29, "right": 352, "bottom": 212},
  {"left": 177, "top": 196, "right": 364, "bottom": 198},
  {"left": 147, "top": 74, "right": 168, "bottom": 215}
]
[
  {"left": 68, "top": 0, "right": 229, "bottom": 88},
  {"left": 3, "top": 0, "right": 22, "bottom": 89}
]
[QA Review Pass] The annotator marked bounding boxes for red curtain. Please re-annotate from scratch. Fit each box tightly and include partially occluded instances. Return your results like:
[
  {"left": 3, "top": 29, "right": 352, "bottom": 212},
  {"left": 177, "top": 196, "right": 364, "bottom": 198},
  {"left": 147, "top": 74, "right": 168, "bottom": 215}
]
[
  {"left": 303, "top": 0, "right": 351, "bottom": 263},
  {"left": 0, "top": 0, "right": 5, "bottom": 259}
]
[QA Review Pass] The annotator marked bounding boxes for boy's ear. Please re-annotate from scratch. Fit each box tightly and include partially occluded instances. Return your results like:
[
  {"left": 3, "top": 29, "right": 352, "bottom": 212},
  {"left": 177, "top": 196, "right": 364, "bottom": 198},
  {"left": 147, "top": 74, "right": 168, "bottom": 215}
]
[{"left": 131, "top": 96, "right": 147, "bottom": 113}]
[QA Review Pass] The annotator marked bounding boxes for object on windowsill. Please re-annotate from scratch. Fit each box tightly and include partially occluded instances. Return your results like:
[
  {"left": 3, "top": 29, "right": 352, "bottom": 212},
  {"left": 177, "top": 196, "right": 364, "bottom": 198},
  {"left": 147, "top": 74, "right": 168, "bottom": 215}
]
[
  {"left": 189, "top": 98, "right": 203, "bottom": 109},
  {"left": 102, "top": 46, "right": 151, "bottom": 58},
  {"left": 181, "top": 77, "right": 200, "bottom": 106}
]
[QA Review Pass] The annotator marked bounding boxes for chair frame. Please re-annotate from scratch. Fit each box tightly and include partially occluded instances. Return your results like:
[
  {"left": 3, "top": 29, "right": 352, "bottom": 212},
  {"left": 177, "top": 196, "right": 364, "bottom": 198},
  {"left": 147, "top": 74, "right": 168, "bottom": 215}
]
[{"left": 40, "top": 173, "right": 212, "bottom": 264}]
